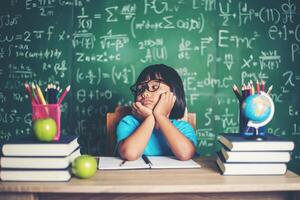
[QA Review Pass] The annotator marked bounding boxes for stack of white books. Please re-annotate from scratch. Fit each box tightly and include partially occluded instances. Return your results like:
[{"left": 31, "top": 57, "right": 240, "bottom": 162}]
[
  {"left": 217, "top": 133, "right": 295, "bottom": 175},
  {"left": 0, "top": 135, "right": 80, "bottom": 181}
]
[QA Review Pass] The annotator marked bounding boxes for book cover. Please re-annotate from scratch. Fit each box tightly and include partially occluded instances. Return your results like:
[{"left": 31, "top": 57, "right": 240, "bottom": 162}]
[
  {"left": 219, "top": 133, "right": 294, "bottom": 151},
  {"left": 98, "top": 156, "right": 201, "bottom": 170},
  {"left": 0, "top": 169, "right": 71, "bottom": 181},
  {"left": 220, "top": 146, "right": 291, "bottom": 163},
  {"left": 216, "top": 154, "right": 287, "bottom": 175},
  {"left": 0, "top": 148, "right": 81, "bottom": 169},
  {"left": 1, "top": 135, "right": 79, "bottom": 157}
]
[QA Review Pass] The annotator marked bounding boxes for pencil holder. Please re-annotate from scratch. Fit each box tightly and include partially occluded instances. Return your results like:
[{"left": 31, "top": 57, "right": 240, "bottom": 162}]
[{"left": 32, "top": 104, "right": 61, "bottom": 141}]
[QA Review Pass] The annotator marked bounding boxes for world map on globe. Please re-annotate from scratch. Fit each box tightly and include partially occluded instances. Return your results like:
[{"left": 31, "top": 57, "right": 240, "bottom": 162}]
[{"left": 242, "top": 94, "right": 272, "bottom": 123}]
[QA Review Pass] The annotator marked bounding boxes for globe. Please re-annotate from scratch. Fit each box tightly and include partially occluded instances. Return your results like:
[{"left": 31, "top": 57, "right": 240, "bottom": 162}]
[
  {"left": 242, "top": 94, "right": 271, "bottom": 123},
  {"left": 241, "top": 91, "right": 275, "bottom": 135}
]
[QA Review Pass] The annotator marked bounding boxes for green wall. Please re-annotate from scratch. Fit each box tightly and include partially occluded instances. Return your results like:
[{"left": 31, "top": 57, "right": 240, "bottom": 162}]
[{"left": 0, "top": 0, "right": 299, "bottom": 174}]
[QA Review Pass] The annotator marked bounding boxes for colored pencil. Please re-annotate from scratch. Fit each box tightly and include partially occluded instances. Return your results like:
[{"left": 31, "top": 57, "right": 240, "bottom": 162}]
[
  {"left": 35, "top": 84, "right": 47, "bottom": 105},
  {"left": 24, "top": 83, "right": 37, "bottom": 104},
  {"left": 56, "top": 88, "right": 62, "bottom": 100},
  {"left": 261, "top": 80, "right": 265, "bottom": 92},
  {"left": 267, "top": 85, "right": 273, "bottom": 95},
  {"left": 31, "top": 83, "right": 40, "bottom": 104},
  {"left": 232, "top": 84, "right": 242, "bottom": 102},
  {"left": 256, "top": 80, "right": 260, "bottom": 93},
  {"left": 57, "top": 85, "right": 71, "bottom": 104}
]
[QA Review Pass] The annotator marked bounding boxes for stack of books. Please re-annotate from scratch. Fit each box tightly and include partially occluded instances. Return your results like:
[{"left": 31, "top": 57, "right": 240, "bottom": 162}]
[
  {"left": 216, "top": 133, "right": 295, "bottom": 175},
  {"left": 0, "top": 135, "right": 80, "bottom": 181}
]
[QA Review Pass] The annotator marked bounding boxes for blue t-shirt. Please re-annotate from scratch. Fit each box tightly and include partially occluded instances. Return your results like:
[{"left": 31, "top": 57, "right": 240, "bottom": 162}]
[{"left": 116, "top": 115, "right": 197, "bottom": 156}]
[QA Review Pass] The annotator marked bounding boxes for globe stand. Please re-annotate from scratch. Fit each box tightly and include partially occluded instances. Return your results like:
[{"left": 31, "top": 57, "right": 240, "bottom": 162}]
[
  {"left": 243, "top": 126, "right": 266, "bottom": 141},
  {"left": 245, "top": 92, "right": 275, "bottom": 141}
]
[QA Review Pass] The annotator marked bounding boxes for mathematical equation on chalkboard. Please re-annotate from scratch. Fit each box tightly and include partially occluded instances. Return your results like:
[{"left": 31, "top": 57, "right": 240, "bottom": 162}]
[{"left": 0, "top": 0, "right": 299, "bottom": 166}]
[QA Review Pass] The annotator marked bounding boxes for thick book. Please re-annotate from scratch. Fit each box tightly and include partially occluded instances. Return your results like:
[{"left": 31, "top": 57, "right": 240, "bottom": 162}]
[
  {"left": 0, "top": 169, "right": 71, "bottom": 181},
  {"left": 98, "top": 156, "right": 201, "bottom": 170},
  {"left": 1, "top": 135, "right": 79, "bottom": 157},
  {"left": 219, "top": 133, "right": 294, "bottom": 151},
  {"left": 220, "top": 146, "right": 291, "bottom": 163},
  {"left": 0, "top": 148, "right": 81, "bottom": 169},
  {"left": 216, "top": 154, "right": 287, "bottom": 175}
]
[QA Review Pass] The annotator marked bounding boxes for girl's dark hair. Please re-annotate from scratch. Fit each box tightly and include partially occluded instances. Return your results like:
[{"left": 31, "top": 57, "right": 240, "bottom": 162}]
[{"left": 133, "top": 64, "right": 186, "bottom": 119}]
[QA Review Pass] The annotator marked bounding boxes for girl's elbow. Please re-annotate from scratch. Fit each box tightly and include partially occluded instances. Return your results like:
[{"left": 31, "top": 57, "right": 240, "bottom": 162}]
[
  {"left": 119, "top": 146, "right": 140, "bottom": 161},
  {"left": 176, "top": 153, "right": 193, "bottom": 161},
  {"left": 176, "top": 147, "right": 196, "bottom": 161}
]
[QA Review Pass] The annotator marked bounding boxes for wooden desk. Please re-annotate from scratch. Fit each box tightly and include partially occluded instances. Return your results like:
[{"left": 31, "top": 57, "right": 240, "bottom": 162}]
[{"left": 1, "top": 158, "right": 300, "bottom": 200}]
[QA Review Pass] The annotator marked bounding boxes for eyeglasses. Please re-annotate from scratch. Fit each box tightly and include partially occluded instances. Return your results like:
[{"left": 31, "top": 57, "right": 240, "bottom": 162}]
[{"left": 130, "top": 79, "right": 165, "bottom": 95}]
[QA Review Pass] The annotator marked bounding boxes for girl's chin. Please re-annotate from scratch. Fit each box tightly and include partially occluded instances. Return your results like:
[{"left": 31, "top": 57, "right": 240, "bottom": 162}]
[{"left": 143, "top": 103, "right": 154, "bottom": 109}]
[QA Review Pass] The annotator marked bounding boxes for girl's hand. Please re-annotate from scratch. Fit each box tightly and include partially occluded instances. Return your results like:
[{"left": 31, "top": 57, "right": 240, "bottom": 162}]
[
  {"left": 131, "top": 102, "right": 153, "bottom": 120},
  {"left": 153, "top": 92, "right": 176, "bottom": 118}
]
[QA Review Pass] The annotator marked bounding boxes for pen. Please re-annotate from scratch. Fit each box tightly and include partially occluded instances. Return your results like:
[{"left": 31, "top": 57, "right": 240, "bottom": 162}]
[
  {"left": 45, "top": 85, "right": 48, "bottom": 102},
  {"left": 242, "top": 84, "right": 246, "bottom": 100},
  {"left": 119, "top": 160, "right": 126, "bottom": 167},
  {"left": 48, "top": 84, "right": 56, "bottom": 104},
  {"left": 246, "top": 83, "right": 251, "bottom": 97},
  {"left": 142, "top": 155, "right": 152, "bottom": 166},
  {"left": 53, "top": 84, "right": 58, "bottom": 104}
]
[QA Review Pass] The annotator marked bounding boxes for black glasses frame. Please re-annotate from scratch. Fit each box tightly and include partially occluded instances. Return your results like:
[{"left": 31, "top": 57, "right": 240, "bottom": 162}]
[{"left": 130, "top": 79, "right": 165, "bottom": 96}]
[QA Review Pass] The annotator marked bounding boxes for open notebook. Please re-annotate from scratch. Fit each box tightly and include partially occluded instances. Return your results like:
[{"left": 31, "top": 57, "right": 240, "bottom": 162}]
[{"left": 98, "top": 156, "right": 201, "bottom": 170}]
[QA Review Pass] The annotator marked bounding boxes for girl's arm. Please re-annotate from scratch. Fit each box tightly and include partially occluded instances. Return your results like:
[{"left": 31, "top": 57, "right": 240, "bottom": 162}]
[
  {"left": 153, "top": 92, "right": 196, "bottom": 160},
  {"left": 118, "top": 102, "right": 155, "bottom": 161}
]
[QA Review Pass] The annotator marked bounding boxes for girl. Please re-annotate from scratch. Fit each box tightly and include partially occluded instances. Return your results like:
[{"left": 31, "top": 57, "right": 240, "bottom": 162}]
[{"left": 116, "top": 64, "right": 197, "bottom": 161}]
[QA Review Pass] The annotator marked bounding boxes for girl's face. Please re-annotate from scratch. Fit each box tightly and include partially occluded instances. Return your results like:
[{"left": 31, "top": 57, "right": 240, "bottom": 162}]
[{"left": 134, "top": 79, "right": 171, "bottom": 109}]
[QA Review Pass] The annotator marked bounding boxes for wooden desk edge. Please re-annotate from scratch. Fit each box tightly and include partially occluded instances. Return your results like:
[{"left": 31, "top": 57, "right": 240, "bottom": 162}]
[{"left": 0, "top": 157, "right": 299, "bottom": 194}]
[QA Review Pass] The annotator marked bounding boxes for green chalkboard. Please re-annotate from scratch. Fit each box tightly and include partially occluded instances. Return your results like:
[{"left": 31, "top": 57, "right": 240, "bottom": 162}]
[{"left": 0, "top": 0, "right": 299, "bottom": 174}]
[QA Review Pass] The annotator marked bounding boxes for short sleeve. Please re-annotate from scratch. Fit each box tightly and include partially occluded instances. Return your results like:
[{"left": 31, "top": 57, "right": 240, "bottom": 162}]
[
  {"left": 173, "top": 120, "right": 198, "bottom": 147},
  {"left": 116, "top": 115, "right": 140, "bottom": 143}
]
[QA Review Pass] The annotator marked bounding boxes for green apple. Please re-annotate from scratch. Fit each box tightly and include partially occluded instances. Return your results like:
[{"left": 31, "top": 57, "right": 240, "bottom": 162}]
[
  {"left": 33, "top": 118, "right": 57, "bottom": 142},
  {"left": 72, "top": 155, "right": 97, "bottom": 179}
]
